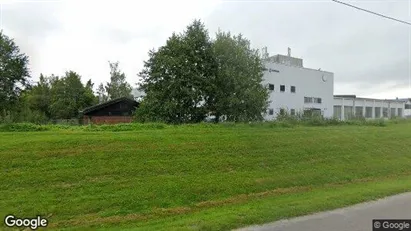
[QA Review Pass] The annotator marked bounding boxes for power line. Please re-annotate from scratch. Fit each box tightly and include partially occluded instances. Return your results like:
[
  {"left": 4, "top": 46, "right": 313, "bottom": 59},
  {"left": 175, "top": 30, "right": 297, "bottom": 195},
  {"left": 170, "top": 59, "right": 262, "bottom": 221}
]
[{"left": 331, "top": 0, "right": 411, "bottom": 26}]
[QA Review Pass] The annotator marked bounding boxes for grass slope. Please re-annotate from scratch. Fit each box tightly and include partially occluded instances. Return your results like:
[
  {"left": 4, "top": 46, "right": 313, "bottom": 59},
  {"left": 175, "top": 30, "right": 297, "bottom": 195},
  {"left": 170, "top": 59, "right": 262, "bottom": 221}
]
[{"left": 1, "top": 122, "right": 411, "bottom": 230}]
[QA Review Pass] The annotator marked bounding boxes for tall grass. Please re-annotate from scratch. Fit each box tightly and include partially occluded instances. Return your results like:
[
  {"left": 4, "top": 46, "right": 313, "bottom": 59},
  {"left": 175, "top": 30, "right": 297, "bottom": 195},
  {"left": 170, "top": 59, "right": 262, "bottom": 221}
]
[
  {"left": 1, "top": 121, "right": 411, "bottom": 230},
  {"left": 0, "top": 116, "right": 401, "bottom": 132}
]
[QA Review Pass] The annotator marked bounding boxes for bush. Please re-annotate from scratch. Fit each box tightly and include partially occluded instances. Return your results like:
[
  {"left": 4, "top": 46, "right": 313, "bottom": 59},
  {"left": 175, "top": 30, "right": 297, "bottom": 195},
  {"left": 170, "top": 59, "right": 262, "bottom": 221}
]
[
  {"left": 82, "top": 123, "right": 167, "bottom": 132},
  {"left": 0, "top": 116, "right": 395, "bottom": 133},
  {"left": 0, "top": 123, "right": 49, "bottom": 132}
]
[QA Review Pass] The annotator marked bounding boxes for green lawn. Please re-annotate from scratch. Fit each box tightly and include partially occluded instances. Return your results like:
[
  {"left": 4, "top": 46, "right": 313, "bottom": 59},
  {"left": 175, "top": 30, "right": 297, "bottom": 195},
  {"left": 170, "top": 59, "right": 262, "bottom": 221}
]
[{"left": 1, "top": 122, "right": 411, "bottom": 230}]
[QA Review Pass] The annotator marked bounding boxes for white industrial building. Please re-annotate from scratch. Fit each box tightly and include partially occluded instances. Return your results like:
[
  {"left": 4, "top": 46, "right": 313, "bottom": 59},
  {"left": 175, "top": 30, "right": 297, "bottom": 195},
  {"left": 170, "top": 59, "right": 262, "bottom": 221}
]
[
  {"left": 262, "top": 48, "right": 407, "bottom": 120},
  {"left": 262, "top": 48, "right": 334, "bottom": 120}
]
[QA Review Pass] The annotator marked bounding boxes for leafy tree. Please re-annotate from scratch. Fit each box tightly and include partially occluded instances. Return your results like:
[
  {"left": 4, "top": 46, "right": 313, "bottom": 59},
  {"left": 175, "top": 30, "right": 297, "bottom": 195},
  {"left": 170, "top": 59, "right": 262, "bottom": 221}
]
[
  {"left": 49, "top": 71, "right": 96, "bottom": 119},
  {"left": 105, "top": 61, "right": 132, "bottom": 100},
  {"left": 26, "top": 74, "right": 51, "bottom": 118},
  {"left": 209, "top": 31, "right": 269, "bottom": 122},
  {"left": 136, "top": 20, "right": 217, "bottom": 124},
  {"left": 84, "top": 79, "right": 98, "bottom": 106},
  {"left": 136, "top": 20, "right": 268, "bottom": 124},
  {"left": 97, "top": 83, "right": 108, "bottom": 103},
  {"left": 9, "top": 91, "right": 49, "bottom": 124},
  {"left": 0, "top": 31, "right": 30, "bottom": 118}
]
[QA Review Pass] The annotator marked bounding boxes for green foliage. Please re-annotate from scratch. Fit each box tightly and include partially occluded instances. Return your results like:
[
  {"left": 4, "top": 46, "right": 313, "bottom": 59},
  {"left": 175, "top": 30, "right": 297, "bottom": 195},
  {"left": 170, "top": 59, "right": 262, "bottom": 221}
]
[
  {"left": 25, "top": 74, "right": 51, "bottom": 118},
  {"left": 2, "top": 72, "right": 98, "bottom": 123},
  {"left": 0, "top": 90, "right": 49, "bottom": 124},
  {"left": 96, "top": 83, "right": 109, "bottom": 103},
  {"left": 105, "top": 61, "right": 133, "bottom": 100},
  {"left": 137, "top": 20, "right": 268, "bottom": 124},
  {"left": 272, "top": 107, "right": 387, "bottom": 127},
  {"left": 0, "top": 116, "right": 393, "bottom": 133},
  {"left": 0, "top": 31, "right": 30, "bottom": 117},
  {"left": 138, "top": 20, "right": 215, "bottom": 124},
  {"left": 209, "top": 31, "right": 269, "bottom": 122},
  {"left": 0, "top": 123, "right": 49, "bottom": 132},
  {"left": 82, "top": 123, "right": 167, "bottom": 131},
  {"left": 49, "top": 71, "right": 97, "bottom": 119}
]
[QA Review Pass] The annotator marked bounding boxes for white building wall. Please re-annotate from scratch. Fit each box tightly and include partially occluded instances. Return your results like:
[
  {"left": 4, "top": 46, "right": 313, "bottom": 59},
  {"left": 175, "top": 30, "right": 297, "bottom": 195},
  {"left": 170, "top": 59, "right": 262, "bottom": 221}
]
[
  {"left": 262, "top": 61, "right": 334, "bottom": 120},
  {"left": 333, "top": 97, "right": 406, "bottom": 120}
]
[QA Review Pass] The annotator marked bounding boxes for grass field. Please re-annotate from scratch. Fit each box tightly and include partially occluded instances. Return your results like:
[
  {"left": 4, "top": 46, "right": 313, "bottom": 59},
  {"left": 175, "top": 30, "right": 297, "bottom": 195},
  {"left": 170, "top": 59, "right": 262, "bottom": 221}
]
[{"left": 1, "top": 121, "right": 411, "bottom": 230}]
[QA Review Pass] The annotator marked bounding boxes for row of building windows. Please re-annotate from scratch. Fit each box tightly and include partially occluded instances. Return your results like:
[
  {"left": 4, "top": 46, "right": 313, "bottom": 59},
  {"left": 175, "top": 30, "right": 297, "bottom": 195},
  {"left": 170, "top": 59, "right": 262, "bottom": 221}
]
[
  {"left": 268, "top": 108, "right": 296, "bottom": 116},
  {"left": 304, "top": 97, "right": 322, "bottom": 104},
  {"left": 334, "top": 106, "right": 404, "bottom": 119},
  {"left": 268, "top": 84, "right": 296, "bottom": 93}
]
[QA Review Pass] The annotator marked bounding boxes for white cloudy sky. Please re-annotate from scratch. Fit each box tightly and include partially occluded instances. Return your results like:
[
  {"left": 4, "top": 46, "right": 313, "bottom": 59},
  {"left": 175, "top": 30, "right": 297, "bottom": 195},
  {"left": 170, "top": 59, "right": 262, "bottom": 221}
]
[{"left": 1, "top": 0, "right": 411, "bottom": 99}]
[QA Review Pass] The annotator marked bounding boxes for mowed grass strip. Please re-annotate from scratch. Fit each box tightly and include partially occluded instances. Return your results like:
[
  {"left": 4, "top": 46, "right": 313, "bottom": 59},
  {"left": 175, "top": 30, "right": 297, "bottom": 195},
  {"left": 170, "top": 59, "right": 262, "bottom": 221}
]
[{"left": 0, "top": 122, "right": 411, "bottom": 230}]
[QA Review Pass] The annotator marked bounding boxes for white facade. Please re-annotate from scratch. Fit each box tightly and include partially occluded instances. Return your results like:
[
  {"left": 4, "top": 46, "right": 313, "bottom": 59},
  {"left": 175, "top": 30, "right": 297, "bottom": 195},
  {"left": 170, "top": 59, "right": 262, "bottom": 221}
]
[
  {"left": 262, "top": 52, "right": 334, "bottom": 120},
  {"left": 400, "top": 98, "right": 411, "bottom": 118},
  {"left": 333, "top": 96, "right": 406, "bottom": 120}
]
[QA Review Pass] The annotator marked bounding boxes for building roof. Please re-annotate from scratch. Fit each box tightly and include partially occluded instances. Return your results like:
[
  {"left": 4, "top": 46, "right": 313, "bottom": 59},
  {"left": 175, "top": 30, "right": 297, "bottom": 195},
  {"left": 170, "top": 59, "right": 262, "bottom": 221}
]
[
  {"left": 334, "top": 95, "right": 357, "bottom": 98},
  {"left": 334, "top": 95, "right": 405, "bottom": 103},
  {"left": 80, "top": 97, "right": 139, "bottom": 115}
]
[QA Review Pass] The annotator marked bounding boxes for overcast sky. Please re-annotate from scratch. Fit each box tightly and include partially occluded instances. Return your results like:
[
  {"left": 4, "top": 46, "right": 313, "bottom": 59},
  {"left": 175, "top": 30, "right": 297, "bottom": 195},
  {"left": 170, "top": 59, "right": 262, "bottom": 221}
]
[{"left": 1, "top": 0, "right": 410, "bottom": 99}]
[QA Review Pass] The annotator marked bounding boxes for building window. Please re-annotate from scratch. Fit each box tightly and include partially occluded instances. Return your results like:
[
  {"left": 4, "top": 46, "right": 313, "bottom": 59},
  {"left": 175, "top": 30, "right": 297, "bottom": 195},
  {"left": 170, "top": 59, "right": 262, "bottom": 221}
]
[
  {"left": 268, "top": 84, "right": 274, "bottom": 91},
  {"left": 355, "top": 106, "right": 363, "bottom": 118},
  {"left": 344, "top": 106, "right": 354, "bottom": 120},
  {"left": 365, "top": 107, "right": 372, "bottom": 118},
  {"left": 279, "top": 108, "right": 285, "bottom": 115},
  {"left": 304, "top": 97, "right": 313, "bottom": 103},
  {"left": 290, "top": 109, "right": 296, "bottom": 115},
  {"left": 383, "top": 108, "right": 388, "bottom": 118},
  {"left": 268, "top": 109, "right": 274, "bottom": 115},
  {"left": 280, "top": 85, "right": 285, "bottom": 92},
  {"left": 333, "top": 106, "right": 342, "bottom": 119},
  {"left": 390, "top": 108, "right": 396, "bottom": 117},
  {"left": 291, "top": 86, "right": 296, "bottom": 93},
  {"left": 375, "top": 107, "right": 381, "bottom": 118},
  {"left": 398, "top": 108, "right": 403, "bottom": 117},
  {"left": 314, "top": 98, "right": 322, "bottom": 104}
]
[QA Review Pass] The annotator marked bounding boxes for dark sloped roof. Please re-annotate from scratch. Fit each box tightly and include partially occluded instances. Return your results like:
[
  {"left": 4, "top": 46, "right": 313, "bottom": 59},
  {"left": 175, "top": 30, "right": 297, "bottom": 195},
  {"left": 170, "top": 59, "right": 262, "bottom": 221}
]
[
  {"left": 80, "top": 97, "right": 139, "bottom": 115},
  {"left": 334, "top": 95, "right": 356, "bottom": 98}
]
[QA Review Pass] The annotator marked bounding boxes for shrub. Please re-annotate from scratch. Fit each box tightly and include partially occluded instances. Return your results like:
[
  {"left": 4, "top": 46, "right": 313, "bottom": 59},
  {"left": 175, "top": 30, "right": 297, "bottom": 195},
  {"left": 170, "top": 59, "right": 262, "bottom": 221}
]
[
  {"left": 0, "top": 123, "right": 49, "bottom": 132},
  {"left": 82, "top": 123, "right": 168, "bottom": 132}
]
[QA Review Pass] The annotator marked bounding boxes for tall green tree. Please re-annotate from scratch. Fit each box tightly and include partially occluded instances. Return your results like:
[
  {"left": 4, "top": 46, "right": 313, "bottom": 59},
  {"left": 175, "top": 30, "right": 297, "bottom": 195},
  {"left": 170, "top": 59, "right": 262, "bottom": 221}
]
[
  {"left": 137, "top": 20, "right": 217, "bottom": 124},
  {"left": 209, "top": 31, "right": 269, "bottom": 122},
  {"left": 96, "top": 83, "right": 108, "bottom": 103},
  {"left": 84, "top": 79, "right": 98, "bottom": 106},
  {"left": 136, "top": 20, "right": 268, "bottom": 123},
  {"left": 49, "top": 71, "right": 96, "bottom": 119},
  {"left": 0, "top": 31, "right": 30, "bottom": 118},
  {"left": 26, "top": 74, "right": 51, "bottom": 118},
  {"left": 105, "top": 61, "right": 132, "bottom": 100}
]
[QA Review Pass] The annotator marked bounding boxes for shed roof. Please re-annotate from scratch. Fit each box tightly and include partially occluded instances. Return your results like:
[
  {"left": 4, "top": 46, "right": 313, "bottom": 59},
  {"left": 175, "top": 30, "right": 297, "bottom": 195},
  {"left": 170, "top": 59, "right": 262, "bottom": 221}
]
[{"left": 80, "top": 97, "right": 139, "bottom": 115}]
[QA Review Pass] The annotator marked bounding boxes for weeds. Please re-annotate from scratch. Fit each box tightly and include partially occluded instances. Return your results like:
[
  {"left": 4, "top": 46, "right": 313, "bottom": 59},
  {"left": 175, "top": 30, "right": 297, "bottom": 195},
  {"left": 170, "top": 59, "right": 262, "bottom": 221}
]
[{"left": 0, "top": 116, "right": 402, "bottom": 132}]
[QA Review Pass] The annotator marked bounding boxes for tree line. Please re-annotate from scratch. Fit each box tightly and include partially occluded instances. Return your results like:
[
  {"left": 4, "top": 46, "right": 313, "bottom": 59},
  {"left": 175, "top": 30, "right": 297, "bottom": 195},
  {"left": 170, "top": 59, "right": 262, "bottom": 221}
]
[
  {"left": 0, "top": 20, "right": 269, "bottom": 124},
  {"left": 0, "top": 29, "right": 133, "bottom": 123}
]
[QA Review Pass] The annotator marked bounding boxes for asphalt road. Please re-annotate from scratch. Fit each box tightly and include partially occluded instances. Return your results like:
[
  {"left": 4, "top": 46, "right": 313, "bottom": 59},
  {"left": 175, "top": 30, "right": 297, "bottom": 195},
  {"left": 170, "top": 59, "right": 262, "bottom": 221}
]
[{"left": 236, "top": 192, "right": 411, "bottom": 231}]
